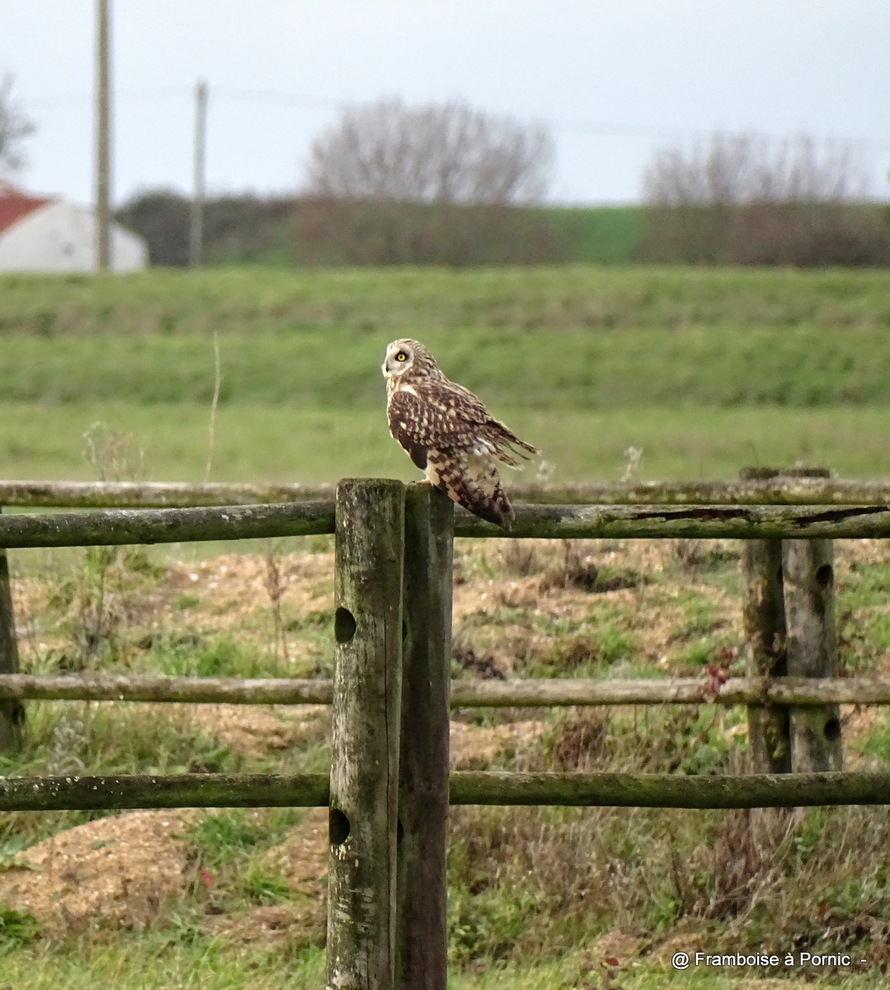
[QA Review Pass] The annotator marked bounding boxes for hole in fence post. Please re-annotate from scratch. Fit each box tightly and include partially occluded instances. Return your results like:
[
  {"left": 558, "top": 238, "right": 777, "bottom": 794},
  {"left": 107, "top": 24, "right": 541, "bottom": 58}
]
[
  {"left": 815, "top": 564, "right": 833, "bottom": 589},
  {"left": 824, "top": 717, "right": 841, "bottom": 742},
  {"left": 329, "top": 808, "right": 351, "bottom": 846},
  {"left": 396, "top": 818, "right": 404, "bottom": 845},
  {"left": 334, "top": 607, "right": 357, "bottom": 643}
]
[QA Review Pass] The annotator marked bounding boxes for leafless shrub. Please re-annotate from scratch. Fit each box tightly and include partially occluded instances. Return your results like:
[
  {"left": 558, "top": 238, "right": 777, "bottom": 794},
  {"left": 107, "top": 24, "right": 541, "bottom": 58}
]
[
  {"left": 304, "top": 97, "right": 553, "bottom": 206},
  {"left": 639, "top": 131, "right": 890, "bottom": 266},
  {"left": 297, "top": 98, "right": 568, "bottom": 265},
  {"left": 52, "top": 425, "right": 151, "bottom": 668}
]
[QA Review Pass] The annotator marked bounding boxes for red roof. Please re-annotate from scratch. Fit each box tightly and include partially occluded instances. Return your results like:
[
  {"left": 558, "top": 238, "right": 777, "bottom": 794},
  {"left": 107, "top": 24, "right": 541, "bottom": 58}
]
[{"left": 0, "top": 186, "right": 52, "bottom": 235}]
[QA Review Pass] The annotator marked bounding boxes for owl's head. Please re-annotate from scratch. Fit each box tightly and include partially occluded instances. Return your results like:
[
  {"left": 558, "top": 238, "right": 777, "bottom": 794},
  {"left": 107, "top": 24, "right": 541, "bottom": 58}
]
[{"left": 381, "top": 338, "right": 444, "bottom": 382}]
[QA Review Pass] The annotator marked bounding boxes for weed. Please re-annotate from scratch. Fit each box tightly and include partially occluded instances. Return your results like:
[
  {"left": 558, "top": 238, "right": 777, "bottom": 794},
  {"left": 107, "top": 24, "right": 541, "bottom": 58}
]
[
  {"left": 0, "top": 905, "right": 40, "bottom": 946},
  {"left": 498, "top": 540, "right": 544, "bottom": 577},
  {"left": 620, "top": 445, "right": 643, "bottom": 483},
  {"left": 160, "top": 636, "right": 263, "bottom": 679},
  {"left": 240, "top": 868, "right": 292, "bottom": 905},
  {"left": 262, "top": 540, "right": 289, "bottom": 668},
  {"left": 860, "top": 710, "right": 890, "bottom": 765}
]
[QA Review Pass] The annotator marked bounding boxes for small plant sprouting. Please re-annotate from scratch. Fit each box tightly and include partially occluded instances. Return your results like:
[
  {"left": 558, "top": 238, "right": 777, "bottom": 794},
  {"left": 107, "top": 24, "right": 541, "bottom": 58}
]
[
  {"left": 620, "top": 446, "right": 643, "bottom": 484},
  {"left": 262, "top": 540, "right": 290, "bottom": 668}
]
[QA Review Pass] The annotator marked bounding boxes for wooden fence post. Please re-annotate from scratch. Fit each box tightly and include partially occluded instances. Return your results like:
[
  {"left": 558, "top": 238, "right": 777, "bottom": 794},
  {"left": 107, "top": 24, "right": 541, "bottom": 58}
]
[
  {"left": 783, "top": 538, "right": 842, "bottom": 772},
  {"left": 326, "top": 479, "right": 405, "bottom": 990},
  {"left": 740, "top": 469, "right": 790, "bottom": 773},
  {"left": 741, "top": 468, "right": 841, "bottom": 773},
  {"left": 779, "top": 468, "right": 842, "bottom": 772},
  {"left": 0, "top": 509, "right": 23, "bottom": 751},
  {"left": 396, "top": 484, "right": 454, "bottom": 990}
]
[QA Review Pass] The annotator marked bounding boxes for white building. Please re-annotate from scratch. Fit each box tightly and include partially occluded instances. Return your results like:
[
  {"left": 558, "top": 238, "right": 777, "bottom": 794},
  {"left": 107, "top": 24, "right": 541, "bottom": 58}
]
[{"left": 0, "top": 185, "right": 148, "bottom": 273}]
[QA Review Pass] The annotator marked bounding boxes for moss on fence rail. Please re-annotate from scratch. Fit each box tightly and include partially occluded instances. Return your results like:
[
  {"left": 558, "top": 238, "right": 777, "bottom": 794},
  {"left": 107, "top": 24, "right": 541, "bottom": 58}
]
[
  {"left": 2, "top": 770, "right": 890, "bottom": 812},
  {"left": 0, "top": 501, "right": 335, "bottom": 546},
  {"left": 451, "top": 771, "right": 890, "bottom": 808},
  {"left": 2, "top": 501, "right": 890, "bottom": 546},
  {"left": 3, "top": 673, "right": 890, "bottom": 706},
  {"left": 4, "top": 478, "right": 890, "bottom": 507},
  {"left": 465, "top": 503, "right": 890, "bottom": 540}
]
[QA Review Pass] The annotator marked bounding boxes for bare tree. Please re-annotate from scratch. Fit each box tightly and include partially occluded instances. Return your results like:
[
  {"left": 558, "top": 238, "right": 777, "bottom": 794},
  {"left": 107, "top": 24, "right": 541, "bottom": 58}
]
[
  {"left": 304, "top": 97, "right": 553, "bottom": 206},
  {"left": 0, "top": 74, "right": 36, "bottom": 175},
  {"left": 298, "top": 98, "right": 560, "bottom": 264},
  {"left": 643, "top": 132, "right": 868, "bottom": 208},
  {"left": 639, "top": 132, "right": 889, "bottom": 265}
]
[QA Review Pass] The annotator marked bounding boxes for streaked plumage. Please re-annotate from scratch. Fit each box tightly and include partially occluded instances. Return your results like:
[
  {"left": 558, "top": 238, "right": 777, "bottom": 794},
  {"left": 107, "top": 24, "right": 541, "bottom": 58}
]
[{"left": 381, "top": 338, "right": 538, "bottom": 529}]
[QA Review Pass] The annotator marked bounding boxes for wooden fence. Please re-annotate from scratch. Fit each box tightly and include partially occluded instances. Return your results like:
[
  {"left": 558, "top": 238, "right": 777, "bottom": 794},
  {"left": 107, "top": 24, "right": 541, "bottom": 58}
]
[{"left": 2, "top": 476, "right": 890, "bottom": 988}]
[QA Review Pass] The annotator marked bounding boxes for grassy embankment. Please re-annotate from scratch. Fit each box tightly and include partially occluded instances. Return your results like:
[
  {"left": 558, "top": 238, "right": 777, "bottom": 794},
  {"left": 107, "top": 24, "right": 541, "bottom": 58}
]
[
  {"left": 0, "top": 265, "right": 889, "bottom": 987},
  {"left": 0, "top": 264, "right": 888, "bottom": 483}
]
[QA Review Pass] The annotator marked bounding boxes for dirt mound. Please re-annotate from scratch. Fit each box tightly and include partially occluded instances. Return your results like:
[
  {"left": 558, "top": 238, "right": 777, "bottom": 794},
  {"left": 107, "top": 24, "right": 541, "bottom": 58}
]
[{"left": 0, "top": 809, "right": 197, "bottom": 935}]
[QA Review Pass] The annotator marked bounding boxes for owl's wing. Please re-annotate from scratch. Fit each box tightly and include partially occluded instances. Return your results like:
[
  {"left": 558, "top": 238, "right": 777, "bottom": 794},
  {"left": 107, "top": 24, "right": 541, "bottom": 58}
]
[{"left": 388, "top": 381, "right": 497, "bottom": 456}]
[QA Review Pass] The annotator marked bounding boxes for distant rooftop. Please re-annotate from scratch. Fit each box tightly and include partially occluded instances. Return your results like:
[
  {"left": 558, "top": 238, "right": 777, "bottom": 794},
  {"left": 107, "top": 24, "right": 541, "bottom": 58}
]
[{"left": 0, "top": 184, "right": 53, "bottom": 236}]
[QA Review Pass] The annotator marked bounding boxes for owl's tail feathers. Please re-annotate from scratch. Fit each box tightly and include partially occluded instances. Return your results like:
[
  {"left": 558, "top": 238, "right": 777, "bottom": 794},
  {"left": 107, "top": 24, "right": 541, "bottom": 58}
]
[
  {"left": 436, "top": 460, "right": 515, "bottom": 530},
  {"left": 455, "top": 479, "right": 515, "bottom": 530}
]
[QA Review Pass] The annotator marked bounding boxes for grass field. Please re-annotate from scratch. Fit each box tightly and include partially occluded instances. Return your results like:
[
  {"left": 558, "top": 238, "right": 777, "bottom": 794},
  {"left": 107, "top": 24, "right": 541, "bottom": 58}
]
[
  {"left": 0, "top": 264, "right": 889, "bottom": 484},
  {"left": 1, "top": 264, "right": 890, "bottom": 987},
  {"left": 3, "top": 400, "right": 890, "bottom": 488}
]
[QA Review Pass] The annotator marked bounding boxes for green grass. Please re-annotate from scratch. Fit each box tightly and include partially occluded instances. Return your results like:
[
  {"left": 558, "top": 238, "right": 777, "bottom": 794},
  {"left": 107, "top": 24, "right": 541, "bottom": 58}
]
[
  {"left": 2, "top": 401, "right": 890, "bottom": 485},
  {"left": 2, "top": 266, "right": 889, "bottom": 407},
  {"left": 0, "top": 940, "right": 885, "bottom": 989},
  {"left": 0, "top": 264, "right": 888, "bottom": 485},
  {"left": 0, "top": 398, "right": 890, "bottom": 483}
]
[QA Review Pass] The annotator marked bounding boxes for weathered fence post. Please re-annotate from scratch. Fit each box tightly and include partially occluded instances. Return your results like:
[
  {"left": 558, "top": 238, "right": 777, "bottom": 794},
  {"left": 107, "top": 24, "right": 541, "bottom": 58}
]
[
  {"left": 0, "top": 509, "right": 23, "bottom": 751},
  {"left": 779, "top": 468, "right": 842, "bottom": 772},
  {"left": 783, "top": 542, "right": 842, "bottom": 773},
  {"left": 396, "top": 484, "right": 454, "bottom": 990},
  {"left": 740, "top": 469, "right": 790, "bottom": 773},
  {"left": 741, "top": 468, "right": 841, "bottom": 773},
  {"left": 327, "top": 479, "right": 405, "bottom": 990}
]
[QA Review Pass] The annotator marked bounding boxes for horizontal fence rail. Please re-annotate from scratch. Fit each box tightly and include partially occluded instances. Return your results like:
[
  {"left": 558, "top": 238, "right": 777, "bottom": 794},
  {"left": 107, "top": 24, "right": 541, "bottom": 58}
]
[
  {"left": 2, "top": 673, "right": 890, "bottom": 707},
  {"left": 2, "top": 478, "right": 890, "bottom": 507},
  {"left": 0, "top": 502, "right": 335, "bottom": 546},
  {"left": 3, "top": 502, "right": 890, "bottom": 546},
  {"left": 2, "top": 770, "right": 890, "bottom": 812}
]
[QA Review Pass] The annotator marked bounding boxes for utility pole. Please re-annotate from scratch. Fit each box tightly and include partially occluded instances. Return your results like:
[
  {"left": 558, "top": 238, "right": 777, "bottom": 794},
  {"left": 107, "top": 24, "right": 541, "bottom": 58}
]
[
  {"left": 95, "top": 0, "right": 112, "bottom": 271},
  {"left": 189, "top": 79, "right": 208, "bottom": 268}
]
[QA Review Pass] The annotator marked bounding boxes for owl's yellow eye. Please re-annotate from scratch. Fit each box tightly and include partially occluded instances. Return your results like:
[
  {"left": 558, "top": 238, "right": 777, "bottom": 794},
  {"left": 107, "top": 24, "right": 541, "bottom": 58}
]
[{"left": 395, "top": 351, "right": 408, "bottom": 362}]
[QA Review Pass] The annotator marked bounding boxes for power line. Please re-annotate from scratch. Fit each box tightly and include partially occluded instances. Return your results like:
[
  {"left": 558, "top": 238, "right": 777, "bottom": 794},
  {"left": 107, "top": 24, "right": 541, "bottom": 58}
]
[
  {"left": 211, "top": 86, "right": 346, "bottom": 110},
  {"left": 19, "top": 85, "right": 890, "bottom": 151}
]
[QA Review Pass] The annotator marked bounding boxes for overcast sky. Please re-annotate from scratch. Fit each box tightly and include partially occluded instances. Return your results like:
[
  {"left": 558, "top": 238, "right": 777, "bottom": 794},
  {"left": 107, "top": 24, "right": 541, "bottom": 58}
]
[{"left": 3, "top": 0, "right": 889, "bottom": 207}]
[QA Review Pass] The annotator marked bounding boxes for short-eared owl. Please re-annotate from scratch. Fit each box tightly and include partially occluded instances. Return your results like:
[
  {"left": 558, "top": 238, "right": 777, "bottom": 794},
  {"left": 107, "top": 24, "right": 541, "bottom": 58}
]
[{"left": 382, "top": 338, "right": 538, "bottom": 529}]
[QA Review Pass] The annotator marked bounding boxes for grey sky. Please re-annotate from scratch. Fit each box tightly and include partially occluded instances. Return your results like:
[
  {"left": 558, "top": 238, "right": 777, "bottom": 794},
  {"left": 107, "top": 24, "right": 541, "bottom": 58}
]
[{"left": 3, "top": 0, "right": 889, "bottom": 207}]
